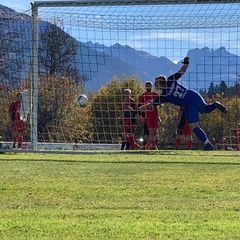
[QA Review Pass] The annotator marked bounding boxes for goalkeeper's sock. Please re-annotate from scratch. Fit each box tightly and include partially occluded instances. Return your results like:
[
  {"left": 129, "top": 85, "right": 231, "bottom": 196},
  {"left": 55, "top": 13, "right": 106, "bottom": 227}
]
[{"left": 193, "top": 127, "right": 213, "bottom": 150}]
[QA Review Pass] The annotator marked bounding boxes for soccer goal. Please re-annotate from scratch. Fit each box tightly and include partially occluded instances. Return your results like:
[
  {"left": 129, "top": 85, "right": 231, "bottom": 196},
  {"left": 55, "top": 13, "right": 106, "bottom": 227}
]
[{"left": 1, "top": 0, "right": 240, "bottom": 151}]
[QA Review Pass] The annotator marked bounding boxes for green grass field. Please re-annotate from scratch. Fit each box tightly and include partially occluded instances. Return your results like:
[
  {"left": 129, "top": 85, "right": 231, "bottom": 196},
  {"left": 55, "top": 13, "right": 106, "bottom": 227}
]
[{"left": 0, "top": 150, "right": 239, "bottom": 240}]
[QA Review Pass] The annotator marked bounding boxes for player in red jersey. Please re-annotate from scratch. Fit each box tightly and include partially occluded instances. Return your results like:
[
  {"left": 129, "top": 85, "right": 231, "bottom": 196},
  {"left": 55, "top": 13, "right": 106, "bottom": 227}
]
[
  {"left": 175, "top": 106, "right": 193, "bottom": 150},
  {"left": 138, "top": 81, "right": 160, "bottom": 150},
  {"left": 9, "top": 92, "right": 26, "bottom": 149},
  {"left": 119, "top": 89, "right": 140, "bottom": 150}
]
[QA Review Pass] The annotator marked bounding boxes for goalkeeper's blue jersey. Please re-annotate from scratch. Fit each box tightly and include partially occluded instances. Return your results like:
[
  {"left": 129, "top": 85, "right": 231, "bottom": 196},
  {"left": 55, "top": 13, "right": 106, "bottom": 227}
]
[
  {"left": 154, "top": 72, "right": 192, "bottom": 107},
  {"left": 153, "top": 72, "right": 208, "bottom": 123}
]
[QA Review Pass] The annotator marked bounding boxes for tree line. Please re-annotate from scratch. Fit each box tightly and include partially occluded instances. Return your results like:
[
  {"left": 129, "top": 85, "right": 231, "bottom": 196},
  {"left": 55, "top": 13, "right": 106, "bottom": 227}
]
[{"left": 1, "top": 75, "right": 240, "bottom": 149}]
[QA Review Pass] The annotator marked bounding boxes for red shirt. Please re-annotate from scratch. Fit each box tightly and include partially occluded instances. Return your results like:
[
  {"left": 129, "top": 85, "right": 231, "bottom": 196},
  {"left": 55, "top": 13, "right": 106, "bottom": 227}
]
[
  {"left": 9, "top": 101, "right": 21, "bottom": 121},
  {"left": 123, "top": 97, "right": 136, "bottom": 118},
  {"left": 138, "top": 91, "right": 159, "bottom": 118}
]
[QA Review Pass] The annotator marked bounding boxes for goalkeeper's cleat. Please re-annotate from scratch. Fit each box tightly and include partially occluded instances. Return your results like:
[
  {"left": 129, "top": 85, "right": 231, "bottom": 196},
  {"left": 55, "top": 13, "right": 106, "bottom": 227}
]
[
  {"left": 204, "top": 143, "right": 214, "bottom": 151},
  {"left": 213, "top": 101, "right": 227, "bottom": 114}
]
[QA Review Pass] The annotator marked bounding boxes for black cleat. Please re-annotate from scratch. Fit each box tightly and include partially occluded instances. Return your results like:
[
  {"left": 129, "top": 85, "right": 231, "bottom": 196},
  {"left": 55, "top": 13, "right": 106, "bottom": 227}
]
[
  {"left": 204, "top": 142, "right": 214, "bottom": 151},
  {"left": 213, "top": 101, "right": 227, "bottom": 114},
  {"left": 204, "top": 145, "right": 214, "bottom": 151}
]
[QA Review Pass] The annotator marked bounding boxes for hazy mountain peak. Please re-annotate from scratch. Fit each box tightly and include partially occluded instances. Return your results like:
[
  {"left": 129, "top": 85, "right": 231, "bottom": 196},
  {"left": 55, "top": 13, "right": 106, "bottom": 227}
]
[{"left": 0, "top": 4, "right": 30, "bottom": 19}]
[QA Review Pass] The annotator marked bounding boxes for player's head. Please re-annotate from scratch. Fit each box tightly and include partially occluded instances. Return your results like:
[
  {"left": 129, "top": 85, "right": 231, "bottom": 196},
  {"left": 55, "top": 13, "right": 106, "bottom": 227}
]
[
  {"left": 145, "top": 81, "right": 153, "bottom": 92},
  {"left": 124, "top": 89, "right": 131, "bottom": 98},
  {"left": 16, "top": 92, "right": 22, "bottom": 101},
  {"left": 154, "top": 75, "right": 167, "bottom": 95},
  {"left": 154, "top": 75, "right": 167, "bottom": 89}
]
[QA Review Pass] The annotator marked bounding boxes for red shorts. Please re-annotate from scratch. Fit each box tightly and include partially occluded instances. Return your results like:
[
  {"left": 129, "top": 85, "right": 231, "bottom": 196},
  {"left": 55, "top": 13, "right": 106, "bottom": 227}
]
[
  {"left": 146, "top": 117, "right": 159, "bottom": 129},
  {"left": 12, "top": 120, "right": 26, "bottom": 134}
]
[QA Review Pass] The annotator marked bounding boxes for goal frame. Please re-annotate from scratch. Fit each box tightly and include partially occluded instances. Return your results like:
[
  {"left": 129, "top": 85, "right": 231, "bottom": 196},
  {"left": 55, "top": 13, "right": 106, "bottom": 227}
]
[{"left": 30, "top": 0, "right": 240, "bottom": 150}]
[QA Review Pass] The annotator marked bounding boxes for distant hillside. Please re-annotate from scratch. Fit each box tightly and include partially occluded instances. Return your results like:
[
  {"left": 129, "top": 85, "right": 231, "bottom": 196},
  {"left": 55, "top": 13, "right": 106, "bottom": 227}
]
[
  {"left": 1, "top": 4, "right": 240, "bottom": 92},
  {"left": 84, "top": 42, "right": 240, "bottom": 91}
]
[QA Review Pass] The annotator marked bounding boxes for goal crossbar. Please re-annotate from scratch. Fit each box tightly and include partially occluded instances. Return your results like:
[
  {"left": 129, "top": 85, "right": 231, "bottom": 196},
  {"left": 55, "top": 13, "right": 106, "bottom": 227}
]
[{"left": 31, "top": 0, "right": 240, "bottom": 8}]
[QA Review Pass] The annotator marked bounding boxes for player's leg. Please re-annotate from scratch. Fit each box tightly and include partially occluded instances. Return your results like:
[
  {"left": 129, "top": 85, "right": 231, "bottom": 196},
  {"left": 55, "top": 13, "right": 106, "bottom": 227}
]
[
  {"left": 152, "top": 127, "right": 159, "bottom": 150},
  {"left": 189, "top": 90, "right": 227, "bottom": 114},
  {"left": 203, "top": 101, "right": 228, "bottom": 114},
  {"left": 123, "top": 119, "right": 131, "bottom": 150},
  {"left": 190, "top": 122, "right": 213, "bottom": 150},
  {"left": 143, "top": 123, "right": 149, "bottom": 147},
  {"left": 186, "top": 105, "right": 213, "bottom": 150},
  {"left": 175, "top": 113, "right": 186, "bottom": 149},
  {"left": 121, "top": 141, "right": 126, "bottom": 150},
  {"left": 12, "top": 122, "right": 18, "bottom": 149},
  {"left": 17, "top": 120, "right": 26, "bottom": 149},
  {"left": 126, "top": 118, "right": 140, "bottom": 150},
  {"left": 182, "top": 124, "right": 192, "bottom": 149},
  {"left": 12, "top": 135, "right": 17, "bottom": 148},
  {"left": 185, "top": 134, "right": 193, "bottom": 149},
  {"left": 195, "top": 93, "right": 227, "bottom": 114},
  {"left": 145, "top": 118, "right": 158, "bottom": 150},
  {"left": 175, "top": 129, "right": 182, "bottom": 150},
  {"left": 145, "top": 128, "right": 158, "bottom": 150},
  {"left": 17, "top": 135, "right": 23, "bottom": 149},
  {"left": 125, "top": 141, "right": 131, "bottom": 150}
]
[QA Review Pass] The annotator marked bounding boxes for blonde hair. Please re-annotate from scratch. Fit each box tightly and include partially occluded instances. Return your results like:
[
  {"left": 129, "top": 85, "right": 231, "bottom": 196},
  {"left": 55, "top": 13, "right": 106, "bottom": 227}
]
[{"left": 124, "top": 88, "right": 131, "bottom": 94}]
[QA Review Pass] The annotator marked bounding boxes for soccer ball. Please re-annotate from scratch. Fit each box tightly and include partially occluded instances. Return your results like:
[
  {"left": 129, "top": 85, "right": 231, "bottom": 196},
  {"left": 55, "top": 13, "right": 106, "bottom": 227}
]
[{"left": 76, "top": 94, "right": 88, "bottom": 107}]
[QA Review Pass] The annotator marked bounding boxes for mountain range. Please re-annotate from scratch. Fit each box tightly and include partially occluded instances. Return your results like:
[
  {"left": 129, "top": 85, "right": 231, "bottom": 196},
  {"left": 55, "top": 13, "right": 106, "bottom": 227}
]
[{"left": 1, "top": 4, "right": 240, "bottom": 92}]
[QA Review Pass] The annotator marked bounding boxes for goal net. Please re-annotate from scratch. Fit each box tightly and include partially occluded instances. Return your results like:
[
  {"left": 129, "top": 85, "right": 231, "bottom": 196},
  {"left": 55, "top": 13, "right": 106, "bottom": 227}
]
[{"left": 1, "top": 0, "right": 240, "bottom": 151}]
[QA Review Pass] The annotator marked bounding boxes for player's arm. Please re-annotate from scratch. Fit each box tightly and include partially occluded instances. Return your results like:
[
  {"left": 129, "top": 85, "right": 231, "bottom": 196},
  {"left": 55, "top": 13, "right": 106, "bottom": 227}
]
[
  {"left": 128, "top": 100, "right": 136, "bottom": 112},
  {"left": 137, "top": 94, "right": 145, "bottom": 117},
  {"left": 168, "top": 56, "right": 190, "bottom": 81},
  {"left": 138, "top": 102, "right": 152, "bottom": 112},
  {"left": 138, "top": 96, "right": 161, "bottom": 111}
]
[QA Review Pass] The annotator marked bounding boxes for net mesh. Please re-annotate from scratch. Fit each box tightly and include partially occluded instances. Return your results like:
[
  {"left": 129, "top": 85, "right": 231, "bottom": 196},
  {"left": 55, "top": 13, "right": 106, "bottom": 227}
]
[{"left": 0, "top": 1, "right": 240, "bottom": 151}]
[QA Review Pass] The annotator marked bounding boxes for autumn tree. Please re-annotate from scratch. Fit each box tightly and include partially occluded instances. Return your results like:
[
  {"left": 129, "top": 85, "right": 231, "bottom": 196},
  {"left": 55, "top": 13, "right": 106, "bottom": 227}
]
[
  {"left": 37, "top": 76, "right": 93, "bottom": 143},
  {"left": 38, "top": 23, "right": 88, "bottom": 89},
  {"left": 92, "top": 76, "right": 143, "bottom": 143}
]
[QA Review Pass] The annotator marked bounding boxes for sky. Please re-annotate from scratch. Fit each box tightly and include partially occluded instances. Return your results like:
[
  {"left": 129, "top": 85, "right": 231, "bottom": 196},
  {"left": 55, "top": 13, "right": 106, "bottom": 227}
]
[
  {"left": 2, "top": 1, "right": 240, "bottom": 62},
  {"left": 2, "top": 0, "right": 34, "bottom": 11}
]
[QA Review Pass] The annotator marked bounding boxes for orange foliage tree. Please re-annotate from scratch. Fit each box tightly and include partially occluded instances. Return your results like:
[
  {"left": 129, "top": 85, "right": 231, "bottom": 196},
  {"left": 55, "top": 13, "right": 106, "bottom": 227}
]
[
  {"left": 37, "top": 76, "right": 93, "bottom": 143},
  {"left": 92, "top": 76, "right": 144, "bottom": 143}
]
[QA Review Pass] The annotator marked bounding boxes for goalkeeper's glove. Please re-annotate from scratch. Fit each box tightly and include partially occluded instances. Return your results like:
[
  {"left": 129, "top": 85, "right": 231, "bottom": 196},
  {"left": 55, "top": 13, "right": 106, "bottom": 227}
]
[{"left": 182, "top": 56, "right": 189, "bottom": 64}]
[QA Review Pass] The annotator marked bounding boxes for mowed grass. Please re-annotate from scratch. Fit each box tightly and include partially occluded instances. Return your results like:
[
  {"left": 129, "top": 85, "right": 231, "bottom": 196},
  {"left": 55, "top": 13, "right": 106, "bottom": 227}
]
[{"left": 0, "top": 151, "right": 239, "bottom": 240}]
